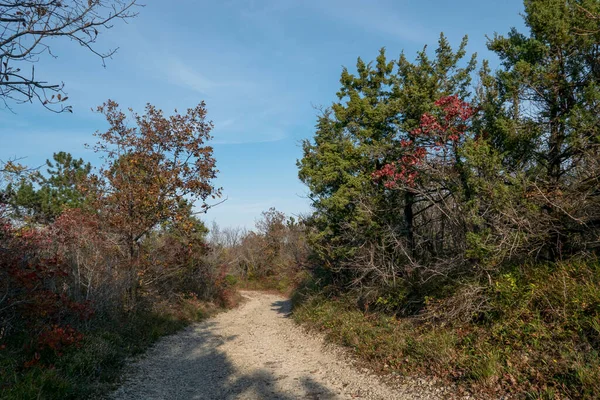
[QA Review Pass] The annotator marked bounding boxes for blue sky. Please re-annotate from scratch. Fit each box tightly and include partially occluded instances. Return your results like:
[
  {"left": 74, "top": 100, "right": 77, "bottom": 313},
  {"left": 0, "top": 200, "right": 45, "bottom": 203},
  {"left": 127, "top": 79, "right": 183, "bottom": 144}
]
[{"left": 1, "top": 0, "right": 525, "bottom": 230}]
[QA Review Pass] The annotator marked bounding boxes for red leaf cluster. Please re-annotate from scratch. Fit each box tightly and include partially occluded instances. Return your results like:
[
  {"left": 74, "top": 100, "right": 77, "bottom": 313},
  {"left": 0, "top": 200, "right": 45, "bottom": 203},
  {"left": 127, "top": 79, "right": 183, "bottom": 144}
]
[{"left": 373, "top": 95, "right": 476, "bottom": 188}]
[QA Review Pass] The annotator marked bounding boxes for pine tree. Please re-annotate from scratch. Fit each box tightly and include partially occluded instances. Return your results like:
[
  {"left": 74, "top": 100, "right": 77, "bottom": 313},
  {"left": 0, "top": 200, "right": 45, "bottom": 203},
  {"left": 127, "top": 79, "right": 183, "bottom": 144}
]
[
  {"left": 4, "top": 152, "right": 91, "bottom": 223},
  {"left": 488, "top": 0, "right": 600, "bottom": 258},
  {"left": 298, "top": 34, "right": 476, "bottom": 281}
]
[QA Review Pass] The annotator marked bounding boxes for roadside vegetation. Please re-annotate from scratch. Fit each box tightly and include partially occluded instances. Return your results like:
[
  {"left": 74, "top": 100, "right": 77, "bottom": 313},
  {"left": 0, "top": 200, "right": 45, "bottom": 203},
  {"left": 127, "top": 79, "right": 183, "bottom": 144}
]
[
  {"left": 3, "top": 0, "right": 600, "bottom": 399},
  {"left": 0, "top": 102, "right": 238, "bottom": 399},
  {"left": 206, "top": 208, "right": 311, "bottom": 295},
  {"left": 292, "top": 1, "right": 600, "bottom": 398}
]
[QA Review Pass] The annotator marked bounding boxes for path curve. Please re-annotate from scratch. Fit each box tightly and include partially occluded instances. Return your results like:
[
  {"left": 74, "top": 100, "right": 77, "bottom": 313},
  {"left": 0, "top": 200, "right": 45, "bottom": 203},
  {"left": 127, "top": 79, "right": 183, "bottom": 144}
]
[{"left": 109, "top": 291, "right": 445, "bottom": 399}]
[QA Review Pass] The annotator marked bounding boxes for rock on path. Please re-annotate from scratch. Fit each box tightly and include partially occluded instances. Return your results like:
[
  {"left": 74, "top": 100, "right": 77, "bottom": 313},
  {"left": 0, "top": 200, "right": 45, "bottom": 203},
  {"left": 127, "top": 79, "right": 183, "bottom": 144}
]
[{"left": 109, "top": 291, "right": 445, "bottom": 400}]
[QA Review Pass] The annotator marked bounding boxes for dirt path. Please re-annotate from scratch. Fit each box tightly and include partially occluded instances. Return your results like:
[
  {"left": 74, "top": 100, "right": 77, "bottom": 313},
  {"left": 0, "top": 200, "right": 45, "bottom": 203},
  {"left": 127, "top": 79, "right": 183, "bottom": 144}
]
[{"left": 109, "top": 291, "right": 445, "bottom": 400}]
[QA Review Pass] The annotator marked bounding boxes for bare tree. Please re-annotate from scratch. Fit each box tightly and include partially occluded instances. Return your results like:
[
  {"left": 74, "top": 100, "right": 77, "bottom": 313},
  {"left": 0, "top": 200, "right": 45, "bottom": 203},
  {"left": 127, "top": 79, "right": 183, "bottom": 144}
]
[{"left": 0, "top": 0, "right": 140, "bottom": 112}]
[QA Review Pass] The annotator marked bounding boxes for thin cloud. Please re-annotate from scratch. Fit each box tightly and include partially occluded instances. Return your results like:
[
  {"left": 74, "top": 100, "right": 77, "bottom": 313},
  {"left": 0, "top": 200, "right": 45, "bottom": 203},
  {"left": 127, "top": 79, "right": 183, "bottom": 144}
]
[
  {"left": 164, "top": 57, "right": 259, "bottom": 96},
  {"left": 167, "top": 58, "right": 217, "bottom": 94},
  {"left": 311, "top": 0, "right": 432, "bottom": 44},
  {"left": 219, "top": 118, "right": 236, "bottom": 128}
]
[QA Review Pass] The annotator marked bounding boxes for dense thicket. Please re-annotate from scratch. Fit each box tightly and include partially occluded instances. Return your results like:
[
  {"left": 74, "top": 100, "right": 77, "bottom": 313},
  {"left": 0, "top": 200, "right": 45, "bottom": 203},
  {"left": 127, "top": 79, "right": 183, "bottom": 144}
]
[
  {"left": 0, "top": 101, "right": 230, "bottom": 398},
  {"left": 298, "top": 33, "right": 480, "bottom": 307},
  {"left": 207, "top": 208, "right": 310, "bottom": 292},
  {"left": 297, "top": 1, "right": 600, "bottom": 396},
  {"left": 299, "top": 0, "right": 600, "bottom": 312}
]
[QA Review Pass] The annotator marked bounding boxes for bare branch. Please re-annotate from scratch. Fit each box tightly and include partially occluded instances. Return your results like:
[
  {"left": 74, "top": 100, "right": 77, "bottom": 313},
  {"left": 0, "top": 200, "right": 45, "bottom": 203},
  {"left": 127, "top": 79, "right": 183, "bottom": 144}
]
[{"left": 0, "top": 0, "right": 141, "bottom": 112}]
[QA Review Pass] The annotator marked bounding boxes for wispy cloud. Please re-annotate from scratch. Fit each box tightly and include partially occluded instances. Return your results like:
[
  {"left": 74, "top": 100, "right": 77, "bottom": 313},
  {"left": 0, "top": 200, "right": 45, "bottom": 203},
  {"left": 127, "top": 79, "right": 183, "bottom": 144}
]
[
  {"left": 311, "top": 0, "right": 433, "bottom": 44},
  {"left": 167, "top": 59, "right": 216, "bottom": 94},
  {"left": 165, "top": 57, "right": 259, "bottom": 96},
  {"left": 219, "top": 118, "right": 236, "bottom": 128},
  {"left": 154, "top": 52, "right": 298, "bottom": 145}
]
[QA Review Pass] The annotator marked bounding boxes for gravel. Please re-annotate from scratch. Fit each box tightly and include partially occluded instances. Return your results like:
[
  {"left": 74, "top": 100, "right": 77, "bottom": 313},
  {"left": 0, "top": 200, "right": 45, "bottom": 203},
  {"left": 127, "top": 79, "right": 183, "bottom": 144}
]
[{"left": 109, "top": 291, "right": 453, "bottom": 400}]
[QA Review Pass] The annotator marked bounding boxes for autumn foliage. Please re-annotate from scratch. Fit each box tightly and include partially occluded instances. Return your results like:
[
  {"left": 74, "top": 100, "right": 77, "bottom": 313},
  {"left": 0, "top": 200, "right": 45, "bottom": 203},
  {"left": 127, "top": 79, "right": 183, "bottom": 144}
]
[
  {"left": 0, "top": 215, "right": 92, "bottom": 368},
  {"left": 373, "top": 95, "right": 476, "bottom": 188},
  {"left": 90, "top": 100, "right": 220, "bottom": 257},
  {"left": 0, "top": 101, "right": 224, "bottom": 395},
  {"left": 206, "top": 208, "right": 310, "bottom": 292}
]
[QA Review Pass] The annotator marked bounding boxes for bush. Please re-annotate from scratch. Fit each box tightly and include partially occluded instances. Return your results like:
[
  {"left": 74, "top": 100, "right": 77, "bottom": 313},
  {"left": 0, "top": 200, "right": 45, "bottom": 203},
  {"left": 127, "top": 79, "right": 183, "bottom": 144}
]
[
  {"left": 292, "top": 260, "right": 600, "bottom": 398},
  {"left": 0, "top": 302, "right": 211, "bottom": 400},
  {"left": 206, "top": 209, "right": 311, "bottom": 294},
  {"left": 0, "top": 209, "right": 233, "bottom": 398}
]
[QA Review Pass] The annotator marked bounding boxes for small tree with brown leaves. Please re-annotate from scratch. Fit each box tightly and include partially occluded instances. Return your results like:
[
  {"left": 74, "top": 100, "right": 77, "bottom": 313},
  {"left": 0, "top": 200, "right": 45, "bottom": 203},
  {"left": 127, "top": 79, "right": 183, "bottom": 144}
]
[{"left": 89, "top": 100, "right": 220, "bottom": 295}]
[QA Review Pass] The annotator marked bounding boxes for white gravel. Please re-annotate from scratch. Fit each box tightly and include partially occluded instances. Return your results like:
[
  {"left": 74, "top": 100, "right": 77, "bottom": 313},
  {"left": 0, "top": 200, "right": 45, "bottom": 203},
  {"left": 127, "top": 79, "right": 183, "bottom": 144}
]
[{"left": 109, "top": 291, "right": 451, "bottom": 400}]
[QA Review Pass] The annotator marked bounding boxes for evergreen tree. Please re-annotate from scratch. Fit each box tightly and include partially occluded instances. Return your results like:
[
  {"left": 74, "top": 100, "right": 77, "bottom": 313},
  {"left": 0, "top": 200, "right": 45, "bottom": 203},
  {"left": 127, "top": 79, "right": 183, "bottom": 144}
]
[
  {"left": 298, "top": 34, "right": 476, "bottom": 284},
  {"left": 4, "top": 152, "right": 91, "bottom": 223},
  {"left": 488, "top": 0, "right": 600, "bottom": 258}
]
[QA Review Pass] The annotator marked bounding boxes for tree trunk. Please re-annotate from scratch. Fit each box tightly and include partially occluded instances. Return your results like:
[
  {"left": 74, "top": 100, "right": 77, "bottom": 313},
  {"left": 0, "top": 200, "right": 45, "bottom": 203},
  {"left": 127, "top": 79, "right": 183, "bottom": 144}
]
[{"left": 404, "top": 191, "right": 415, "bottom": 257}]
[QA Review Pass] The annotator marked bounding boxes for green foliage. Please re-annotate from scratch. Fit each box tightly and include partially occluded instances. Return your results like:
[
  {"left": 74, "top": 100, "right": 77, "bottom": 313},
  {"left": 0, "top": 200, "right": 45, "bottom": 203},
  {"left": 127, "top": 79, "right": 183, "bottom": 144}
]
[
  {"left": 293, "top": 259, "right": 600, "bottom": 397},
  {"left": 3, "top": 152, "right": 91, "bottom": 223},
  {"left": 294, "top": 1, "right": 600, "bottom": 398},
  {"left": 224, "top": 274, "right": 238, "bottom": 286},
  {"left": 298, "top": 35, "right": 477, "bottom": 274},
  {"left": 373, "top": 287, "right": 408, "bottom": 314},
  {"left": 487, "top": 0, "right": 600, "bottom": 258},
  {"left": 297, "top": 0, "right": 600, "bottom": 306}
]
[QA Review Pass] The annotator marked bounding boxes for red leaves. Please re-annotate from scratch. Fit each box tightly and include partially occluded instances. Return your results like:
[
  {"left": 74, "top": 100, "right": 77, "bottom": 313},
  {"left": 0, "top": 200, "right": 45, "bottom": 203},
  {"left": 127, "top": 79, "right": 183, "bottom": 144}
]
[
  {"left": 0, "top": 215, "right": 92, "bottom": 366},
  {"left": 422, "top": 95, "right": 475, "bottom": 142},
  {"left": 23, "top": 324, "right": 84, "bottom": 368},
  {"left": 37, "top": 325, "right": 83, "bottom": 353},
  {"left": 23, "top": 353, "right": 41, "bottom": 368},
  {"left": 373, "top": 95, "right": 476, "bottom": 188},
  {"left": 434, "top": 95, "right": 475, "bottom": 119},
  {"left": 372, "top": 157, "right": 421, "bottom": 188}
]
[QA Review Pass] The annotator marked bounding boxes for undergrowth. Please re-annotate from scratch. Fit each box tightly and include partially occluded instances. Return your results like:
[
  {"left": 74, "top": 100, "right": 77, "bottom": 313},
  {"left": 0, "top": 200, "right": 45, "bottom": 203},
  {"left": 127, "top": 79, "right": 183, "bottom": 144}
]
[
  {"left": 235, "top": 270, "right": 312, "bottom": 296},
  {"left": 292, "top": 261, "right": 600, "bottom": 399},
  {"left": 0, "top": 295, "right": 228, "bottom": 400}
]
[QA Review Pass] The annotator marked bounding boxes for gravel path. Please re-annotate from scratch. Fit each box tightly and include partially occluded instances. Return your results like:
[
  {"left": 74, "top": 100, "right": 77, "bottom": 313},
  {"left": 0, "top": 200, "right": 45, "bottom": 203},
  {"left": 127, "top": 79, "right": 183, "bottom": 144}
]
[{"left": 109, "top": 291, "right": 446, "bottom": 400}]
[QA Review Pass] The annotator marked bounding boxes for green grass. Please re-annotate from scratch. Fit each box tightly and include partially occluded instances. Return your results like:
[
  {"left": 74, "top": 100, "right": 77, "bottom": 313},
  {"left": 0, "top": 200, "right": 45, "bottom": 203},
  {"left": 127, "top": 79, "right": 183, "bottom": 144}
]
[{"left": 292, "top": 261, "right": 600, "bottom": 399}]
